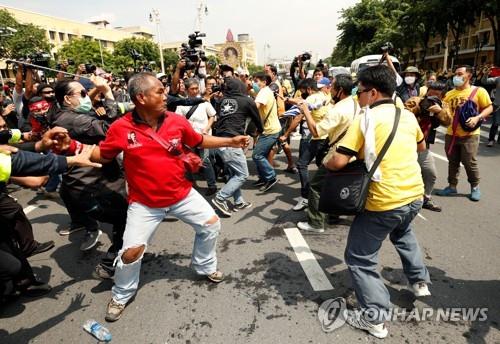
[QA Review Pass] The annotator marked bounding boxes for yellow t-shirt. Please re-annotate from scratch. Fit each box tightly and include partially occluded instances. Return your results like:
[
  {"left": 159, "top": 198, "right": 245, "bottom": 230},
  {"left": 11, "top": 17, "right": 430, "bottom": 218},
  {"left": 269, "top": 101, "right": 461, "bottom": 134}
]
[
  {"left": 444, "top": 86, "right": 492, "bottom": 137},
  {"left": 255, "top": 86, "right": 281, "bottom": 135},
  {"left": 306, "top": 92, "right": 330, "bottom": 140},
  {"left": 337, "top": 103, "right": 424, "bottom": 212}
]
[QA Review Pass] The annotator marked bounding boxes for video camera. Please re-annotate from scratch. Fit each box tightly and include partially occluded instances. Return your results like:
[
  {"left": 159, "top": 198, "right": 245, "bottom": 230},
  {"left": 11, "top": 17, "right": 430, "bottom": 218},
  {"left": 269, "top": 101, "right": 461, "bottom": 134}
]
[
  {"left": 18, "top": 52, "right": 51, "bottom": 68},
  {"left": 180, "top": 31, "right": 207, "bottom": 70}
]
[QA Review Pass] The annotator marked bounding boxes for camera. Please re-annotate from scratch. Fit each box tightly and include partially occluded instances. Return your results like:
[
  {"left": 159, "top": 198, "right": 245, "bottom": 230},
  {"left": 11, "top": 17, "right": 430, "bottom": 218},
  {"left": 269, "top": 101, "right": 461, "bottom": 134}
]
[
  {"left": 18, "top": 52, "right": 51, "bottom": 68},
  {"left": 381, "top": 42, "right": 394, "bottom": 53},
  {"left": 180, "top": 31, "right": 207, "bottom": 70},
  {"left": 317, "top": 59, "right": 325, "bottom": 70},
  {"left": 85, "top": 63, "right": 97, "bottom": 74},
  {"left": 211, "top": 84, "right": 222, "bottom": 93},
  {"left": 56, "top": 59, "right": 75, "bottom": 70},
  {"left": 419, "top": 95, "right": 442, "bottom": 116},
  {"left": 291, "top": 52, "right": 312, "bottom": 68}
]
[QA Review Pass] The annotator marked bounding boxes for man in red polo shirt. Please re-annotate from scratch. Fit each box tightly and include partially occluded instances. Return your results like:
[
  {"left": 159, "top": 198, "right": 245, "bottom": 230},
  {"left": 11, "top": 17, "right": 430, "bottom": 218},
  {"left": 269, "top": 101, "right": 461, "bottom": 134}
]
[{"left": 88, "top": 72, "right": 249, "bottom": 322}]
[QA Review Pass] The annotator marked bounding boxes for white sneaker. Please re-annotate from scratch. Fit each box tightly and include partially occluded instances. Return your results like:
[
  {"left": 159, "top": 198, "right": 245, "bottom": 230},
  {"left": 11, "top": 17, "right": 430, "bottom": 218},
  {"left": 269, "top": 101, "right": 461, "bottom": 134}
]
[
  {"left": 345, "top": 309, "right": 388, "bottom": 339},
  {"left": 293, "top": 197, "right": 308, "bottom": 211},
  {"left": 411, "top": 281, "right": 431, "bottom": 297},
  {"left": 297, "top": 221, "right": 324, "bottom": 233}
]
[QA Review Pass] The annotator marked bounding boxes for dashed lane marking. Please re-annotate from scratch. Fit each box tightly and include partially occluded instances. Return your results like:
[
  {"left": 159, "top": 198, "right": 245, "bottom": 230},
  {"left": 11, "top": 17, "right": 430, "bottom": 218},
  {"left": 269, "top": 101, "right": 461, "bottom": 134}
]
[
  {"left": 23, "top": 205, "right": 38, "bottom": 215},
  {"left": 283, "top": 227, "right": 334, "bottom": 291}
]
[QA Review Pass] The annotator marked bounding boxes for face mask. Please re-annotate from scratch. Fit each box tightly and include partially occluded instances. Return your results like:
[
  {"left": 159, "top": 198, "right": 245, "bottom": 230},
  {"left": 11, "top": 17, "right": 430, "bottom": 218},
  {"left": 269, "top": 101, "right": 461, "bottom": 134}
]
[
  {"left": 252, "top": 83, "right": 260, "bottom": 93},
  {"left": 75, "top": 95, "right": 92, "bottom": 113},
  {"left": 405, "top": 76, "right": 416, "bottom": 85},
  {"left": 453, "top": 76, "right": 465, "bottom": 87},
  {"left": 332, "top": 90, "right": 341, "bottom": 104},
  {"left": 301, "top": 91, "right": 310, "bottom": 100}
]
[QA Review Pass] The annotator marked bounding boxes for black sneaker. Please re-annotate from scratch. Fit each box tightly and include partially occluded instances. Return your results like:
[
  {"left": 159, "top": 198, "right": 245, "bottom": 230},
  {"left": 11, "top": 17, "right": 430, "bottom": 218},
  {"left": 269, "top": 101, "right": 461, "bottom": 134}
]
[
  {"left": 252, "top": 179, "right": 266, "bottom": 187},
  {"left": 205, "top": 187, "right": 218, "bottom": 196},
  {"left": 422, "top": 199, "right": 442, "bottom": 212},
  {"left": 29, "top": 241, "right": 55, "bottom": 257},
  {"left": 233, "top": 201, "right": 252, "bottom": 211},
  {"left": 259, "top": 178, "right": 278, "bottom": 192},
  {"left": 211, "top": 198, "right": 231, "bottom": 217}
]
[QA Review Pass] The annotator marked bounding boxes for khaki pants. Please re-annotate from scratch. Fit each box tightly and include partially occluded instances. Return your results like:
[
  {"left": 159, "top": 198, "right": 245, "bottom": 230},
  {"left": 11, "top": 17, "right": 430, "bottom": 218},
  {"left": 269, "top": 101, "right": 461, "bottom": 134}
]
[{"left": 444, "top": 134, "right": 480, "bottom": 188}]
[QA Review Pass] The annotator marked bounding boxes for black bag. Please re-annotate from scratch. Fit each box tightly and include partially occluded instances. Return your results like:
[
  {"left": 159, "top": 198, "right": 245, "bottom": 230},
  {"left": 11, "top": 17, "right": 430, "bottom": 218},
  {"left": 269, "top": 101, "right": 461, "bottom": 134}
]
[{"left": 318, "top": 107, "right": 401, "bottom": 215}]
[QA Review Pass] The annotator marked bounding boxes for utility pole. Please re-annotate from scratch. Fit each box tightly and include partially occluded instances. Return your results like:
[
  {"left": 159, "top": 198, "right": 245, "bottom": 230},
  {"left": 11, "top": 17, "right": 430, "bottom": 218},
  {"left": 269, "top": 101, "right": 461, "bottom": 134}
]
[
  {"left": 195, "top": 0, "right": 208, "bottom": 33},
  {"left": 442, "top": 24, "right": 449, "bottom": 73},
  {"left": 150, "top": 9, "right": 165, "bottom": 74}
]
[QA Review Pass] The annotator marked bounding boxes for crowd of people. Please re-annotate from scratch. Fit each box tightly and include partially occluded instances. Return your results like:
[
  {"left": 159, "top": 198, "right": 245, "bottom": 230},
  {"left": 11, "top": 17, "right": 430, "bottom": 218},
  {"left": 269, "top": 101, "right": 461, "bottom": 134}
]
[{"left": 0, "top": 52, "right": 497, "bottom": 338}]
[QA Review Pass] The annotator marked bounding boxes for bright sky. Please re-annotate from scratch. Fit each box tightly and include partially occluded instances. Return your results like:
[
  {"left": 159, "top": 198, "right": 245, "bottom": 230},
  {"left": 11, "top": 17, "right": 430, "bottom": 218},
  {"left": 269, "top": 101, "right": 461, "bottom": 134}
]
[{"left": 1, "top": 0, "right": 360, "bottom": 64}]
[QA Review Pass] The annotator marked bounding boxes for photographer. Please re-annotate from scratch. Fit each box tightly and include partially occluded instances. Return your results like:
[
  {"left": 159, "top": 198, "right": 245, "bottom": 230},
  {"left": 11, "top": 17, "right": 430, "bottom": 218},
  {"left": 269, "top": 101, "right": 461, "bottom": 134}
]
[
  {"left": 405, "top": 82, "right": 452, "bottom": 211},
  {"left": 290, "top": 53, "right": 310, "bottom": 91},
  {"left": 175, "top": 78, "right": 218, "bottom": 195}
]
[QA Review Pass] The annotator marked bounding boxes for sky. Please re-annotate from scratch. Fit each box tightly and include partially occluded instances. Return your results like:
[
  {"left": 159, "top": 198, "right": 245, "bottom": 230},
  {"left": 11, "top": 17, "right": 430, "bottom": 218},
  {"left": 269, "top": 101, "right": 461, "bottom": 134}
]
[{"left": 1, "top": 0, "right": 360, "bottom": 64}]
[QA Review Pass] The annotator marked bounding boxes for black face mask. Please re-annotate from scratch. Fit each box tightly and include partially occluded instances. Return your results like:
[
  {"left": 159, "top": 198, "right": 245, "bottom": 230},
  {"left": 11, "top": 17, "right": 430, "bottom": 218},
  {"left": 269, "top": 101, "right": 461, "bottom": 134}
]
[
  {"left": 332, "top": 90, "right": 342, "bottom": 104},
  {"left": 301, "top": 91, "right": 310, "bottom": 100}
]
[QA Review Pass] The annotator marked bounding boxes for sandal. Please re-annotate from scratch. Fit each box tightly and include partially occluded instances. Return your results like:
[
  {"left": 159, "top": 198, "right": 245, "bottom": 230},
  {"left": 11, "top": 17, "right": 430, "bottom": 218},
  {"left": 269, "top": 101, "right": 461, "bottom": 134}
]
[{"left": 206, "top": 271, "right": 224, "bottom": 283}]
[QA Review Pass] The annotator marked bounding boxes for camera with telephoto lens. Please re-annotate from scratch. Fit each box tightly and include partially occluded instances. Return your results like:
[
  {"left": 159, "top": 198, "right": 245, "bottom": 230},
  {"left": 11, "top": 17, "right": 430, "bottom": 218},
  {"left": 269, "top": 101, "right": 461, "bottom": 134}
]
[
  {"left": 180, "top": 31, "right": 207, "bottom": 70},
  {"left": 85, "top": 63, "right": 97, "bottom": 74},
  {"left": 419, "top": 95, "right": 442, "bottom": 116},
  {"left": 381, "top": 42, "right": 394, "bottom": 53},
  {"left": 291, "top": 52, "right": 312, "bottom": 68},
  {"left": 18, "top": 52, "right": 51, "bottom": 68}
]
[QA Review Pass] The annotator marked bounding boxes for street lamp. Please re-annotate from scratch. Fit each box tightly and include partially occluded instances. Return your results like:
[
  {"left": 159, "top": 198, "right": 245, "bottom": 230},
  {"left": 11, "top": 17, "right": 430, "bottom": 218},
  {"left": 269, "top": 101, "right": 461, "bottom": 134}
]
[{"left": 149, "top": 9, "right": 165, "bottom": 74}]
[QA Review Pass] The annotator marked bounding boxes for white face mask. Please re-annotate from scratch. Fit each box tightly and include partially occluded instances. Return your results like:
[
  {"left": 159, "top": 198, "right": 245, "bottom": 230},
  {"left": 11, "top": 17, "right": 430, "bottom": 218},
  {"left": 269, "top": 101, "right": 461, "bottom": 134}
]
[{"left": 405, "top": 76, "right": 416, "bottom": 85}]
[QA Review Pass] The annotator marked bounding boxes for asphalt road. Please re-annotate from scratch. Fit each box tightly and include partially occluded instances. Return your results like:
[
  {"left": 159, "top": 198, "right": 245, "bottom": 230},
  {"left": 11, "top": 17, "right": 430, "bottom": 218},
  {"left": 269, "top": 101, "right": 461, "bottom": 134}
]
[{"left": 1, "top": 124, "right": 499, "bottom": 344}]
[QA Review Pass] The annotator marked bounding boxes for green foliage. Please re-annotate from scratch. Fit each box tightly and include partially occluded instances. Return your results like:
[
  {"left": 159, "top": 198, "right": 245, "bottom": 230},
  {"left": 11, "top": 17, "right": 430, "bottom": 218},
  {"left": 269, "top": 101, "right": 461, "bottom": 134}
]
[
  {"left": 247, "top": 63, "right": 263, "bottom": 75},
  {"left": 0, "top": 9, "right": 51, "bottom": 59},
  {"left": 113, "top": 37, "right": 160, "bottom": 65},
  {"left": 162, "top": 49, "right": 179, "bottom": 73},
  {"left": 331, "top": 0, "right": 499, "bottom": 68},
  {"left": 58, "top": 38, "right": 112, "bottom": 69}
]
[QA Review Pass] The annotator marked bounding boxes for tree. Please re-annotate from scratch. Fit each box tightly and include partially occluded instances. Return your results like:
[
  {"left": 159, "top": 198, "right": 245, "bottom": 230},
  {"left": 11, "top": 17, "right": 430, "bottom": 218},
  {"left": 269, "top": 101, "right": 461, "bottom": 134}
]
[
  {"left": 113, "top": 37, "right": 160, "bottom": 70},
  {"left": 247, "top": 63, "right": 263, "bottom": 75},
  {"left": 477, "top": 0, "right": 500, "bottom": 66},
  {"left": 0, "top": 9, "right": 51, "bottom": 59},
  {"left": 162, "top": 49, "right": 179, "bottom": 74},
  {"left": 57, "top": 38, "right": 112, "bottom": 71}
]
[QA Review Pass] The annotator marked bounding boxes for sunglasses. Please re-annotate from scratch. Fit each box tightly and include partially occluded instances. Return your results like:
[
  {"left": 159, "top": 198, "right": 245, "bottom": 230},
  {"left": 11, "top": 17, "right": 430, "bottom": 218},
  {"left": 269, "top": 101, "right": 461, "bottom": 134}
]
[
  {"left": 356, "top": 88, "right": 372, "bottom": 97},
  {"left": 70, "top": 89, "right": 88, "bottom": 98}
]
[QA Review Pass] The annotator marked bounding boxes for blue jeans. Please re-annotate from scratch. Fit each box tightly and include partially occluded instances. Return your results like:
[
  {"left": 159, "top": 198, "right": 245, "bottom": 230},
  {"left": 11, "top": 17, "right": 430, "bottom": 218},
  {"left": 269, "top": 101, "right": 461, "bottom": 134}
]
[
  {"left": 44, "top": 173, "right": 61, "bottom": 192},
  {"left": 198, "top": 148, "right": 217, "bottom": 188},
  {"left": 111, "top": 188, "right": 220, "bottom": 305},
  {"left": 296, "top": 134, "right": 325, "bottom": 198},
  {"left": 344, "top": 199, "right": 429, "bottom": 323},
  {"left": 215, "top": 147, "right": 249, "bottom": 204},
  {"left": 252, "top": 133, "right": 279, "bottom": 182}
]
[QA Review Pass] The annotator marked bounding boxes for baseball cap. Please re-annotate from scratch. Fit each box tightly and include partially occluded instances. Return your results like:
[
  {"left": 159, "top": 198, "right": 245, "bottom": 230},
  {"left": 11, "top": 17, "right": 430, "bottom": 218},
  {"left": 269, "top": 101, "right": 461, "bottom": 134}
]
[
  {"left": 156, "top": 72, "right": 167, "bottom": 79},
  {"left": 317, "top": 77, "right": 331, "bottom": 88}
]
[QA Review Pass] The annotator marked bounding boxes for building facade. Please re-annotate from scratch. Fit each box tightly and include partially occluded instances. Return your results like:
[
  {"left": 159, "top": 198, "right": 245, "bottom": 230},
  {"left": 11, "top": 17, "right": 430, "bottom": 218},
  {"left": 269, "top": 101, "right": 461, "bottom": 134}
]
[
  {"left": 0, "top": 5, "right": 153, "bottom": 56},
  {"left": 214, "top": 30, "right": 257, "bottom": 68},
  {"left": 403, "top": 13, "right": 496, "bottom": 71}
]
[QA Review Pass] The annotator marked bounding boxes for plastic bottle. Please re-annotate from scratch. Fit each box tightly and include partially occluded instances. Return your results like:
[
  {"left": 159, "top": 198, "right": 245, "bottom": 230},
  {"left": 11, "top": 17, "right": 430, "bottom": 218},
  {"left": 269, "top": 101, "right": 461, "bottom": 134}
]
[{"left": 83, "top": 319, "right": 112, "bottom": 342}]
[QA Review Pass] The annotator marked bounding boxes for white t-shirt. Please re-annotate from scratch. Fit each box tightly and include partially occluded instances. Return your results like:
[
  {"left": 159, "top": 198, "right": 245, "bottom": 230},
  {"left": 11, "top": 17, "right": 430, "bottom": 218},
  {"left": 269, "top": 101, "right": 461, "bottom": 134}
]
[{"left": 175, "top": 101, "right": 216, "bottom": 134}]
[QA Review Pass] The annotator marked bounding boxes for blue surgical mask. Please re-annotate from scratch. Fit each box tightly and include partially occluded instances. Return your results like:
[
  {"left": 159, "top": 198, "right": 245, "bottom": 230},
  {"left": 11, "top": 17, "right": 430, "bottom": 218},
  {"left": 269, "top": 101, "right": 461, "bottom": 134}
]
[
  {"left": 453, "top": 76, "right": 465, "bottom": 87},
  {"left": 252, "top": 82, "right": 260, "bottom": 93},
  {"left": 75, "top": 95, "right": 92, "bottom": 113}
]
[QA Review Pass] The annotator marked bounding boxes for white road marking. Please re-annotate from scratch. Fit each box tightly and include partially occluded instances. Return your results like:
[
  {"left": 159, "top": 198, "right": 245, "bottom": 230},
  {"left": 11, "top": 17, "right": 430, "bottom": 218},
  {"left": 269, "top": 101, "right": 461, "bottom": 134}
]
[
  {"left": 283, "top": 227, "right": 334, "bottom": 291},
  {"left": 23, "top": 205, "right": 38, "bottom": 215},
  {"left": 430, "top": 151, "right": 449, "bottom": 163},
  {"left": 417, "top": 213, "right": 428, "bottom": 221}
]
